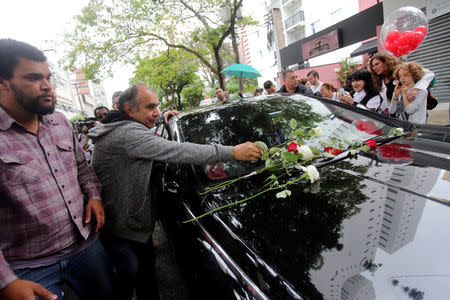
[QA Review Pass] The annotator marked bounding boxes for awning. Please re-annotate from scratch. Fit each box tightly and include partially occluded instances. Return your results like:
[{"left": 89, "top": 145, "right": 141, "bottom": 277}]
[{"left": 350, "top": 39, "right": 378, "bottom": 57}]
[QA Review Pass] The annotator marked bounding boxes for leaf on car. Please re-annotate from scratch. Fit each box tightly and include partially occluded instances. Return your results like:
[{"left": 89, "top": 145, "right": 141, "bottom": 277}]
[
  {"left": 290, "top": 119, "right": 298, "bottom": 130},
  {"left": 255, "top": 141, "right": 268, "bottom": 151}
]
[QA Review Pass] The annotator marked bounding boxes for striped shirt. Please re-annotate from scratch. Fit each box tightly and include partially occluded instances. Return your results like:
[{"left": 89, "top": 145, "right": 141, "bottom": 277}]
[{"left": 0, "top": 106, "right": 102, "bottom": 289}]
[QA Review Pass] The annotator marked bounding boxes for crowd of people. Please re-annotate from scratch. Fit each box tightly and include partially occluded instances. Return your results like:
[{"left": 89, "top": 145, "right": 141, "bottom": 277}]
[
  {"left": 224, "top": 52, "right": 435, "bottom": 125},
  {"left": 0, "top": 37, "right": 437, "bottom": 300},
  {"left": 0, "top": 39, "right": 264, "bottom": 300}
]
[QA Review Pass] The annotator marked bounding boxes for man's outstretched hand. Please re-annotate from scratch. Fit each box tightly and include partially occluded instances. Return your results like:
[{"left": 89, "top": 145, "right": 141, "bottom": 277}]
[
  {"left": 232, "top": 142, "right": 265, "bottom": 161},
  {"left": 0, "top": 279, "right": 57, "bottom": 300}
]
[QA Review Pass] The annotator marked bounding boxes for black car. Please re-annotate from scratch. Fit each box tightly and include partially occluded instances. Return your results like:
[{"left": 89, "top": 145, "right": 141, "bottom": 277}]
[{"left": 152, "top": 94, "right": 450, "bottom": 300}]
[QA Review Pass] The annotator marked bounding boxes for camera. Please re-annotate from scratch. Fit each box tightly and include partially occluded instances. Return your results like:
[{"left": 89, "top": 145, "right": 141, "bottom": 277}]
[
  {"left": 339, "top": 88, "right": 346, "bottom": 97},
  {"left": 71, "top": 117, "right": 97, "bottom": 135}
]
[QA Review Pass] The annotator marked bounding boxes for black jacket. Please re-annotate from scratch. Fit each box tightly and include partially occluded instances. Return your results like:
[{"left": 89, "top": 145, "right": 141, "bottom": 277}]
[{"left": 278, "top": 84, "right": 313, "bottom": 95}]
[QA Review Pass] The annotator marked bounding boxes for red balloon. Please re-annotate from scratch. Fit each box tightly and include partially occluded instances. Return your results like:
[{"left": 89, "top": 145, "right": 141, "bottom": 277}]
[
  {"left": 414, "top": 26, "right": 428, "bottom": 35},
  {"left": 397, "top": 31, "right": 414, "bottom": 50},
  {"left": 390, "top": 39, "right": 400, "bottom": 55},
  {"left": 397, "top": 45, "right": 411, "bottom": 56},
  {"left": 411, "top": 31, "right": 425, "bottom": 49},
  {"left": 386, "top": 30, "right": 400, "bottom": 43}
]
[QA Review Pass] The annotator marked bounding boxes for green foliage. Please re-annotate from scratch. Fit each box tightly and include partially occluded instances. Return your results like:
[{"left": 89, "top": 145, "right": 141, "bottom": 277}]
[
  {"left": 69, "top": 115, "right": 86, "bottom": 122},
  {"left": 226, "top": 82, "right": 239, "bottom": 95},
  {"left": 227, "top": 76, "right": 258, "bottom": 92},
  {"left": 62, "top": 0, "right": 254, "bottom": 90},
  {"left": 131, "top": 49, "right": 199, "bottom": 110},
  {"left": 181, "top": 81, "right": 205, "bottom": 108},
  {"left": 335, "top": 57, "right": 358, "bottom": 87}
]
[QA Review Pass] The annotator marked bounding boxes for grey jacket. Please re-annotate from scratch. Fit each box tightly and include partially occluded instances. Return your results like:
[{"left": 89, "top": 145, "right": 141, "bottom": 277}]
[{"left": 89, "top": 120, "right": 233, "bottom": 243}]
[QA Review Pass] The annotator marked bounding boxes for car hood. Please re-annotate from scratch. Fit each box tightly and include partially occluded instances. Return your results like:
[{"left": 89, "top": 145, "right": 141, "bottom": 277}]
[{"left": 199, "top": 135, "right": 450, "bottom": 299}]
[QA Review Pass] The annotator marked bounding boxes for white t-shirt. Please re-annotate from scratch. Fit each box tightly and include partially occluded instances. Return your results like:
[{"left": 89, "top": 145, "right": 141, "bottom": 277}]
[
  {"left": 353, "top": 90, "right": 381, "bottom": 111},
  {"left": 310, "top": 82, "right": 323, "bottom": 94}
]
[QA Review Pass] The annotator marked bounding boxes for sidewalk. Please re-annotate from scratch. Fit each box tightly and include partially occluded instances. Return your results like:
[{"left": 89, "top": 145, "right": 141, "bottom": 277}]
[{"left": 427, "top": 102, "right": 449, "bottom": 125}]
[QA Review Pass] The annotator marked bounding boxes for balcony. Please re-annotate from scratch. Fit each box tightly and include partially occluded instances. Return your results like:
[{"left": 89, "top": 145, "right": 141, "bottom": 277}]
[{"left": 285, "top": 11, "right": 304, "bottom": 30}]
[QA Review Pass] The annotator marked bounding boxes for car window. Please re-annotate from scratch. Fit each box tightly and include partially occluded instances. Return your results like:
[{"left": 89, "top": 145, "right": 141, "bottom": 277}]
[{"left": 179, "top": 95, "right": 393, "bottom": 180}]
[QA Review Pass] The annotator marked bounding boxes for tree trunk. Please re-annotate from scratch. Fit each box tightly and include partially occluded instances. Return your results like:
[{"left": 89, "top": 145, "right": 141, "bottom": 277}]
[
  {"left": 230, "top": 23, "right": 244, "bottom": 92},
  {"left": 176, "top": 91, "right": 182, "bottom": 110},
  {"left": 214, "top": 47, "right": 226, "bottom": 90}
]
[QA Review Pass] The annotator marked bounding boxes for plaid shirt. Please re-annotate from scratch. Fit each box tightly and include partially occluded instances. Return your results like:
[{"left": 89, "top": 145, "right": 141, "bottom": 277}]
[{"left": 0, "top": 106, "right": 102, "bottom": 289}]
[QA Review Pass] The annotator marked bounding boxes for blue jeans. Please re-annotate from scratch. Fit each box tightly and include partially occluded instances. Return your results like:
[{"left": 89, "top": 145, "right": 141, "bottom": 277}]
[
  {"left": 14, "top": 239, "right": 118, "bottom": 300},
  {"left": 100, "top": 232, "right": 159, "bottom": 300}
]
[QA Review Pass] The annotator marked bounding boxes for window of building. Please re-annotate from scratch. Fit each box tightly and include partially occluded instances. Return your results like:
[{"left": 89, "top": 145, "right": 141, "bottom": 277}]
[
  {"left": 330, "top": 8, "right": 344, "bottom": 24},
  {"left": 311, "top": 20, "right": 320, "bottom": 34}
]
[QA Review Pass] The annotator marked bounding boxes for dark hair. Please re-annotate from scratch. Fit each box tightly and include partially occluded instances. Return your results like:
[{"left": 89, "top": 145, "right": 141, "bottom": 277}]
[
  {"left": 0, "top": 39, "right": 47, "bottom": 79},
  {"left": 350, "top": 69, "right": 378, "bottom": 96},
  {"left": 282, "top": 69, "right": 295, "bottom": 79},
  {"left": 369, "top": 52, "right": 401, "bottom": 90},
  {"left": 263, "top": 80, "right": 274, "bottom": 90},
  {"left": 307, "top": 70, "right": 319, "bottom": 78},
  {"left": 94, "top": 106, "right": 109, "bottom": 118},
  {"left": 118, "top": 84, "right": 142, "bottom": 112},
  {"left": 253, "top": 88, "right": 263, "bottom": 96},
  {"left": 299, "top": 78, "right": 309, "bottom": 85}
]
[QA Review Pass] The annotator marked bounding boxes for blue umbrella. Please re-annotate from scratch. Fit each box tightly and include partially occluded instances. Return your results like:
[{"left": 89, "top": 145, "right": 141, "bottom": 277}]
[{"left": 220, "top": 63, "right": 262, "bottom": 78}]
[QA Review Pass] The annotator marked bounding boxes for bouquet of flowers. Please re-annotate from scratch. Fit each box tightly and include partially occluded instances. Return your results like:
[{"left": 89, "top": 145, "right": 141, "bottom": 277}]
[{"left": 183, "top": 120, "right": 404, "bottom": 223}]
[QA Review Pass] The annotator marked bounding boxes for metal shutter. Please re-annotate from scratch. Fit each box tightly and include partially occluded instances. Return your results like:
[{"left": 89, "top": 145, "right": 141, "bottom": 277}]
[{"left": 407, "top": 12, "right": 450, "bottom": 103}]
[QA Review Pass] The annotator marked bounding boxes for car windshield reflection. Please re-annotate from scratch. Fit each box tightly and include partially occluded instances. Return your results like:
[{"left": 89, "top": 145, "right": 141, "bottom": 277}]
[{"left": 179, "top": 95, "right": 392, "bottom": 180}]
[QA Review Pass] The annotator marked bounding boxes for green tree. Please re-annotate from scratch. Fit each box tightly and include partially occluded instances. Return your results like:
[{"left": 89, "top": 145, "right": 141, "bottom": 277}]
[
  {"left": 131, "top": 49, "right": 199, "bottom": 110},
  {"left": 63, "top": 0, "right": 252, "bottom": 89},
  {"left": 181, "top": 80, "right": 205, "bottom": 108},
  {"left": 335, "top": 57, "right": 358, "bottom": 87}
]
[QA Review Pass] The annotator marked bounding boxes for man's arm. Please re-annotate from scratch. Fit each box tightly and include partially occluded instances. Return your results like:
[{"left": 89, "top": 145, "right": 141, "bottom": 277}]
[
  {"left": 124, "top": 123, "right": 263, "bottom": 164},
  {"left": 0, "top": 250, "right": 56, "bottom": 300}
]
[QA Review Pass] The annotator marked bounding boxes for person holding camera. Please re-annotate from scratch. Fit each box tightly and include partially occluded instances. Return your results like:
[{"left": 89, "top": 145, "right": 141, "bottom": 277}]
[
  {"left": 389, "top": 62, "right": 428, "bottom": 124},
  {"left": 339, "top": 69, "right": 382, "bottom": 112}
]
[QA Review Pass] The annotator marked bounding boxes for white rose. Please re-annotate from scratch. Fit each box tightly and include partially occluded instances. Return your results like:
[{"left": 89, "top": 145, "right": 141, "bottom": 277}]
[
  {"left": 312, "top": 127, "right": 323, "bottom": 138},
  {"left": 301, "top": 165, "right": 320, "bottom": 183},
  {"left": 298, "top": 145, "right": 314, "bottom": 161}
]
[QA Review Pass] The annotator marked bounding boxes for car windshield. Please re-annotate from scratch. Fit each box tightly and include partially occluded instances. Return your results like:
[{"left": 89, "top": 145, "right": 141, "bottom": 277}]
[{"left": 179, "top": 95, "right": 394, "bottom": 180}]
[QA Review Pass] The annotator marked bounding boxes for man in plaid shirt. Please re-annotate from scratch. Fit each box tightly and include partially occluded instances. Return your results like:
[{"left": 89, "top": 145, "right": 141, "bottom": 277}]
[{"left": 0, "top": 39, "right": 117, "bottom": 299}]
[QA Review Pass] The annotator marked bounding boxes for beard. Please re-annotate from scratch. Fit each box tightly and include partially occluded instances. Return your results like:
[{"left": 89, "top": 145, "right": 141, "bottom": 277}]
[{"left": 11, "top": 84, "right": 55, "bottom": 115}]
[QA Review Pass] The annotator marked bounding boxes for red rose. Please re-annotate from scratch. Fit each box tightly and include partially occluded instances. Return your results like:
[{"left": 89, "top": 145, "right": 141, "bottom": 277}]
[
  {"left": 325, "top": 147, "right": 342, "bottom": 155},
  {"left": 288, "top": 142, "right": 299, "bottom": 154},
  {"left": 366, "top": 139, "right": 377, "bottom": 150}
]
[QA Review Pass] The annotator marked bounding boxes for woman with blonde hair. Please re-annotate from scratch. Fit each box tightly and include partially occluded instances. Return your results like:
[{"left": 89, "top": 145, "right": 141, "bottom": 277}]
[
  {"left": 370, "top": 52, "right": 434, "bottom": 114},
  {"left": 389, "top": 62, "right": 427, "bottom": 124}
]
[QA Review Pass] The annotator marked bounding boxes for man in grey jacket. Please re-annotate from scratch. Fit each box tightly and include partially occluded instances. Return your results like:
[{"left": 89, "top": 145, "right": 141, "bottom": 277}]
[{"left": 89, "top": 83, "right": 263, "bottom": 300}]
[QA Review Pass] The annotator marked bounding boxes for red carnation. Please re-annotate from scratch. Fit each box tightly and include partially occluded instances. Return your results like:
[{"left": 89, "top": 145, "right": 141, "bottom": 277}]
[
  {"left": 288, "top": 142, "right": 299, "bottom": 154},
  {"left": 366, "top": 139, "right": 377, "bottom": 150},
  {"left": 325, "top": 147, "right": 343, "bottom": 155}
]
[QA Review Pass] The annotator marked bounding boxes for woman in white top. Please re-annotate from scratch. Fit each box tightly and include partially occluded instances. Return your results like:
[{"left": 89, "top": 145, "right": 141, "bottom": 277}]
[
  {"left": 370, "top": 53, "right": 434, "bottom": 115},
  {"left": 319, "top": 83, "right": 338, "bottom": 101},
  {"left": 389, "top": 62, "right": 427, "bottom": 124},
  {"left": 339, "top": 69, "right": 382, "bottom": 112}
]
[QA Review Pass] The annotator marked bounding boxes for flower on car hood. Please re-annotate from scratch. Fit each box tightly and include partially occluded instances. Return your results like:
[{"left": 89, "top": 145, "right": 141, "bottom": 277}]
[
  {"left": 288, "top": 142, "right": 299, "bottom": 154},
  {"left": 301, "top": 165, "right": 320, "bottom": 183},
  {"left": 312, "top": 127, "right": 323, "bottom": 138},
  {"left": 298, "top": 145, "right": 314, "bottom": 161},
  {"left": 366, "top": 139, "right": 377, "bottom": 150},
  {"left": 324, "top": 147, "right": 343, "bottom": 155}
]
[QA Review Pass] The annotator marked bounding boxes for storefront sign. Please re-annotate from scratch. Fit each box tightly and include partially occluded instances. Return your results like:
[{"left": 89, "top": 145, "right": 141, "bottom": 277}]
[{"left": 301, "top": 30, "right": 340, "bottom": 60}]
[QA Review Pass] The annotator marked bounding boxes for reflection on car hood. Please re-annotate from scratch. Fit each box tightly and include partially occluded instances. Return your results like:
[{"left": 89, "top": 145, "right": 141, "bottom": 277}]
[
  {"left": 202, "top": 149, "right": 450, "bottom": 299},
  {"left": 177, "top": 95, "right": 450, "bottom": 299}
]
